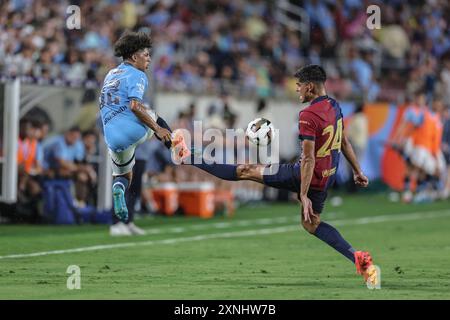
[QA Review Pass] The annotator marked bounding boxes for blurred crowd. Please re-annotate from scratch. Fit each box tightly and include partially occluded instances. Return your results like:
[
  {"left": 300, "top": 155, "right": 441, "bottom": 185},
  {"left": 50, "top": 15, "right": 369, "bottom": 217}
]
[
  {"left": 15, "top": 116, "right": 100, "bottom": 222},
  {"left": 1, "top": 0, "right": 450, "bottom": 103}
]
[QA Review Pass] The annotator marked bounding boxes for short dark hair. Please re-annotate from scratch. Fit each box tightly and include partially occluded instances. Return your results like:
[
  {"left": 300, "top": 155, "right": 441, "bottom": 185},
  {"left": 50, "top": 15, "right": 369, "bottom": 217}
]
[
  {"left": 31, "top": 120, "right": 43, "bottom": 128},
  {"left": 114, "top": 31, "right": 152, "bottom": 59},
  {"left": 82, "top": 129, "right": 97, "bottom": 138},
  {"left": 20, "top": 118, "right": 32, "bottom": 126},
  {"left": 294, "top": 64, "right": 327, "bottom": 83},
  {"left": 68, "top": 126, "right": 81, "bottom": 133}
]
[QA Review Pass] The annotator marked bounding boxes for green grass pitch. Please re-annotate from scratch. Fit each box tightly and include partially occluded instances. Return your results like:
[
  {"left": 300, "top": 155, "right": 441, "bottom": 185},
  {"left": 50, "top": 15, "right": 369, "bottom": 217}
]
[{"left": 1, "top": 193, "right": 450, "bottom": 299}]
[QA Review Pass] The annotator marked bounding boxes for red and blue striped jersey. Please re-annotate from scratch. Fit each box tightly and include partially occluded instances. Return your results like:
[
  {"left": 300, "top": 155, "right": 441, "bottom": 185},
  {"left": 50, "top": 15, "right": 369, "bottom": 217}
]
[{"left": 298, "top": 95, "right": 344, "bottom": 191}]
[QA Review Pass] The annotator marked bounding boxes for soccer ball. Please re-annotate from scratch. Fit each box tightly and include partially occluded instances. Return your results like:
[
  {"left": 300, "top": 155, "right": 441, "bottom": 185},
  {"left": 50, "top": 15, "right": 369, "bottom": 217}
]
[{"left": 245, "top": 118, "right": 275, "bottom": 146}]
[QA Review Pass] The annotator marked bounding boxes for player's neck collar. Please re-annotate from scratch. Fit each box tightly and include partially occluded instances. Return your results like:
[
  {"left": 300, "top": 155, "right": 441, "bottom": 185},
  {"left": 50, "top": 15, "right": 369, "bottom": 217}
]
[
  {"left": 311, "top": 95, "right": 328, "bottom": 104},
  {"left": 122, "top": 61, "right": 135, "bottom": 68}
]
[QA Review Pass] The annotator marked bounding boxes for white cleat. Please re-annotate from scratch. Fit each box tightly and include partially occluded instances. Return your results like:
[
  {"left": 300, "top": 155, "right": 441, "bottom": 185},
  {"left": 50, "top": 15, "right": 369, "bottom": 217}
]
[
  {"left": 127, "top": 222, "right": 147, "bottom": 235},
  {"left": 110, "top": 222, "right": 132, "bottom": 236}
]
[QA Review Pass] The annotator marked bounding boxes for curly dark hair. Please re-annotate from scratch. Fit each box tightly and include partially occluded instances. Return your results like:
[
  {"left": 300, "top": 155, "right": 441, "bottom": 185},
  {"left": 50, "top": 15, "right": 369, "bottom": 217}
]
[
  {"left": 114, "top": 31, "right": 152, "bottom": 59},
  {"left": 294, "top": 64, "right": 327, "bottom": 83}
]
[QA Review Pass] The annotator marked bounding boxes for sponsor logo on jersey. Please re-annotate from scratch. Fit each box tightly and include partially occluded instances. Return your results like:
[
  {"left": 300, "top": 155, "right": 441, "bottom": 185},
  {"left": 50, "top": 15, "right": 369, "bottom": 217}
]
[
  {"left": 322, "top": 167, "right": 336, "bottom": 177},
  {"left": 103, "top": 105, "right": 127, "bottom": 125}
]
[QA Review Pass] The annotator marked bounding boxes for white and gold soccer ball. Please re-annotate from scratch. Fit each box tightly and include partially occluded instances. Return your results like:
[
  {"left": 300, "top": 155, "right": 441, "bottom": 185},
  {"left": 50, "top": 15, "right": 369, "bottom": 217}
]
[{"left": 245, "top": 118, "right": 275, "bottom": 146}]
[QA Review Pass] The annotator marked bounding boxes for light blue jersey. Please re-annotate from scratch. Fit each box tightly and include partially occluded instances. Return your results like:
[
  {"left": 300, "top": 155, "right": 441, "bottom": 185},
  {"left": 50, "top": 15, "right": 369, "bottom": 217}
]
[
  {"left": 42, "top": 135, "right": 84, "bottom": 170},
  {"left": 100, "top": 62, "right": 149, "bottom": 152}
]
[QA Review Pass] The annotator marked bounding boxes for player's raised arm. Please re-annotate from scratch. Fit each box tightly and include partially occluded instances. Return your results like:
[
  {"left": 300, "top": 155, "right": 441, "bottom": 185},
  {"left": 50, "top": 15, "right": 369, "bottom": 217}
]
[
  {"left": 129, "top": 99, "right": 172, "bottom": 144},
  {"left": 341, "top": 132, "right": 369, "bottom": 187}
]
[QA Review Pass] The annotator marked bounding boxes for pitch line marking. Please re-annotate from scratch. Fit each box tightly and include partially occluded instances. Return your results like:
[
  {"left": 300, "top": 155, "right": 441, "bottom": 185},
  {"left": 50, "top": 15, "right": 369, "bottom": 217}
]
[
  {"left": 1, "top": 210, "right": 450, "bottom": 260},
  {"left": 145, "top": 215, "right": 296, "bottom": 234}
]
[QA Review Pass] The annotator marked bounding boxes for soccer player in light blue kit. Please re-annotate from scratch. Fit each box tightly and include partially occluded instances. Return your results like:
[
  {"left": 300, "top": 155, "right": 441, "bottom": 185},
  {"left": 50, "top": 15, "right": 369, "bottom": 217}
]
[{"left": 99, "top": 31, "right": 188, "bottom": 222}]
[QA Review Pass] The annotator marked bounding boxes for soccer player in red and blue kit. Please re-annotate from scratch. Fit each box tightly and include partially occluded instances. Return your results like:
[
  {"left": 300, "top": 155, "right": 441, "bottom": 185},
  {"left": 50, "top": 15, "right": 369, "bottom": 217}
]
[{"left": 188, "top": 65, "right": 379, "bottom": 287}]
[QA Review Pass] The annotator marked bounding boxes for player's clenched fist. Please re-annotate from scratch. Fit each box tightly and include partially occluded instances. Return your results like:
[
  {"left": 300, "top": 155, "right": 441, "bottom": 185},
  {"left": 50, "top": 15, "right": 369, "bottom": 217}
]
[
  {"left": 354, "top": 172, "right": 369, "bottom": 187},
  {"left": 155, "top": 127, "right": 172, "bottom": 143}
]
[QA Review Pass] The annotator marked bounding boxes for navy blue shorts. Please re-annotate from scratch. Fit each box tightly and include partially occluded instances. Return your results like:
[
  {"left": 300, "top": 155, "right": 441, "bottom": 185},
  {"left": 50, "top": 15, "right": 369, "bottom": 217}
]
[{"left": 262, "top": 163, "right": 328, "bottom": 213}]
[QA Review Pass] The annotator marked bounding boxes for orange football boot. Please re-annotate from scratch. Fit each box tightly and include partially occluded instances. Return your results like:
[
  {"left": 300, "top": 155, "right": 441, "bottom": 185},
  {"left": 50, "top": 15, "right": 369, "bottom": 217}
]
[
  {"left": 354, "top": 251, "right": 380, "bottom": 289},
  {"left": 171, "top": 129, "right": 191, "bottom": 163}
]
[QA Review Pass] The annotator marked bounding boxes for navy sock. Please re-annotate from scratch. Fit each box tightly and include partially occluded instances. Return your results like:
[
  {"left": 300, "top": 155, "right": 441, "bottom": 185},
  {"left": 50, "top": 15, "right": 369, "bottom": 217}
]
[
  {"left": 157, "top": 117, "right": 173, "bottom": 149},
  {"left": 314, "top": 222, "right": 356, "bottom": 263},
  {"left": 112, "top": 176, "right": 129, "bottom": 191},
  {"left": 191, "top": 161, "right": 238, "bottom": 181}
]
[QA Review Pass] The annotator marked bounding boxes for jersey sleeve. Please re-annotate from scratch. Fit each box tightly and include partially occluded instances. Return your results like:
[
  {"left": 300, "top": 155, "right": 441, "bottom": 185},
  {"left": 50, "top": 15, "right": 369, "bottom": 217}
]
[
  {"left": 36, "top": 143, "right": 44, "bottom": 166},
  {"left": 298, "top": 111, "right": 318, "bottom": 141},
  {"left": 74, "top": 140, "right": 85, "bottom": 162},
  {"left": 127, "top": 71, "right": 148, "bottom": 101},
  {"left": 52, "top": 139, "right": 65, "bottom": 160}
]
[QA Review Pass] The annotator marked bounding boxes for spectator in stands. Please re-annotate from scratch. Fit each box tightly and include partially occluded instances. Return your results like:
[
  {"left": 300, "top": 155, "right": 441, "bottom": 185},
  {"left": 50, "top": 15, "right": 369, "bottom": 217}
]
[
  {"left": 441, "top": 55, "right": 450, "bottom": 106},
  {"left": 30, "top": 120, "right": 49, "bottom": 181},
  {"left": 17, "top": 118, "right": 43, "bottom": 222},
  {"left": 1, "top": 0, "right": 449, "bottom": 104},
  {"left": 18, "top": 119, "right": 42, "bottom": 177},
  {"left": 79, "top": 130, "right": 99, "bottom": 207},
  {"left": 42, "top": 126, "right": 94, "bottom": 208},
  {"left": 42, "top": 126, "right": 83, "bottom": 177},
  {"left": 349, "top": 47, "right": 380, "bottom": 102}
]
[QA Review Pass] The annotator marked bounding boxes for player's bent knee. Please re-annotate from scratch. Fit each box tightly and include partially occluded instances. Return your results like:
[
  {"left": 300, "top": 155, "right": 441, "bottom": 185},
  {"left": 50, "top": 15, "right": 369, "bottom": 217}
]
[
  {"left": 301, "top": 219, "right": 319, "bottom": 234},
  {"left": 302, "top": 224, "right": 315, "bottom": 234}
]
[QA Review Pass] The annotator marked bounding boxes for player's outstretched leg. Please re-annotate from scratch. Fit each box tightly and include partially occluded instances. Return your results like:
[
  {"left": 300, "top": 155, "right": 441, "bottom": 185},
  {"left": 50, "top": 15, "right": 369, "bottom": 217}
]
[
  {"left": 186, "top": 157, "right": 266, "bottom": 183},
  {"left": 112, "top": 175, "right": 130, "bottom": 222},
  {"left": 302, "top": 216, "right": 380, "bottom": 288}
]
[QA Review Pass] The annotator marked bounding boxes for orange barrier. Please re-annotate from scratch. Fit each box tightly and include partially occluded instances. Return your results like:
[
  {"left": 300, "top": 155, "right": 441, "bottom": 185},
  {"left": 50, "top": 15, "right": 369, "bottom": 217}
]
[
  {"left": 178, "top": 182, "right": 215, "bottom": 218},
  {"left": 150, "top": 183, "right": 178, "bottom": 216}
]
